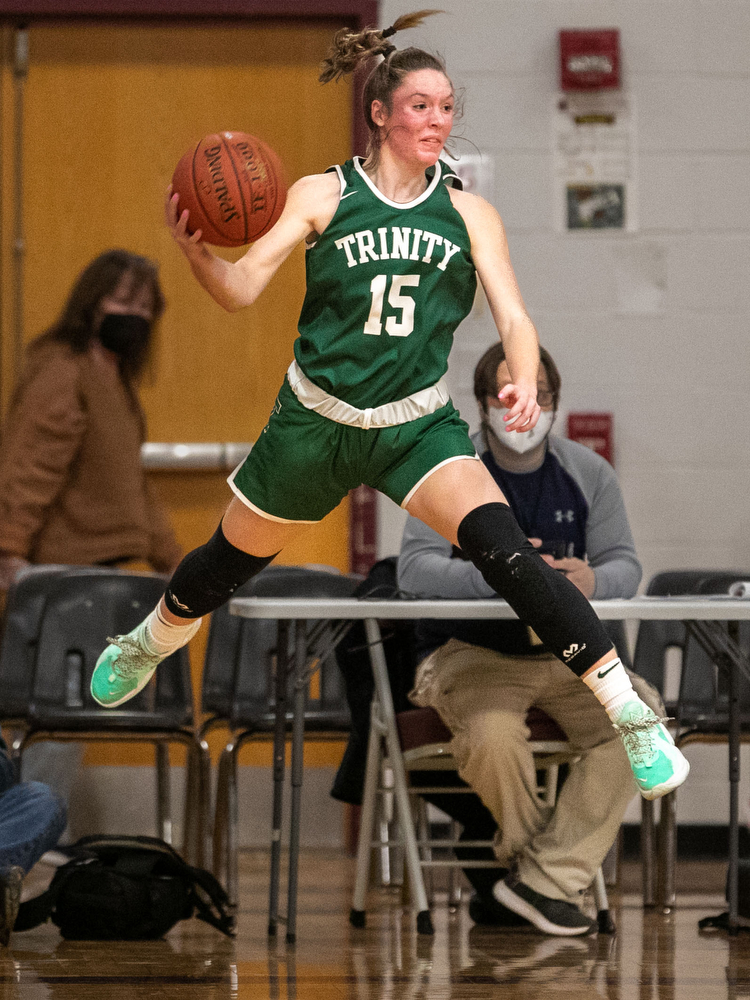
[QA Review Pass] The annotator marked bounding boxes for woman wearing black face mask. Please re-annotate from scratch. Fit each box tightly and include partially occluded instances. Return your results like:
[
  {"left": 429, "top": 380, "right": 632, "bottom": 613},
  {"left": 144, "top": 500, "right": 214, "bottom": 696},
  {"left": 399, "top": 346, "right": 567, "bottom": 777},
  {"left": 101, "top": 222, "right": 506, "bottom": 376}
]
[
  {"left": 0, "top": 249, "right": 183, "bottom": 593},
  {"left": 97, "top": 313, "right": 152, "bottom": 360}
]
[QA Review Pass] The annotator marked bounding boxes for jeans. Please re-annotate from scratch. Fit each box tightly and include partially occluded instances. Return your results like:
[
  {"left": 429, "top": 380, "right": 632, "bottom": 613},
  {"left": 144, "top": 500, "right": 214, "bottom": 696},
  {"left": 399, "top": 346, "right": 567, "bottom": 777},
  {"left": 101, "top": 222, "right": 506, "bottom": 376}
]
[{"left": 0, "top": 745, "right": 67, "bottom": 874}]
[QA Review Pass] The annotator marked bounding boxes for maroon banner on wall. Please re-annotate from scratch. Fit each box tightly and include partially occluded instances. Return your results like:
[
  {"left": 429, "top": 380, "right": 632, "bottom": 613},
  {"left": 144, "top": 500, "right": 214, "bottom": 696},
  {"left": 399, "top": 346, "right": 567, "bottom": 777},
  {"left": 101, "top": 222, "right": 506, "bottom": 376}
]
[
  {"left": 349, "top": 485, "right": 378, "bottom": 577},
  {"left": 567, "top": 412, "right": 614, "bottom": 466}
]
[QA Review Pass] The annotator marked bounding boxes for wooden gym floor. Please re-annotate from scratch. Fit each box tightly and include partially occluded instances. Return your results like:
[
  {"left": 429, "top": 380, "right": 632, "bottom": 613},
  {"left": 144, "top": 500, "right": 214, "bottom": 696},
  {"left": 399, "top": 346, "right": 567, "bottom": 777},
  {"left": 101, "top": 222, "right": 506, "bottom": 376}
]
[{"left": 2, "top": 850, "right": 748, "bottom": 999}]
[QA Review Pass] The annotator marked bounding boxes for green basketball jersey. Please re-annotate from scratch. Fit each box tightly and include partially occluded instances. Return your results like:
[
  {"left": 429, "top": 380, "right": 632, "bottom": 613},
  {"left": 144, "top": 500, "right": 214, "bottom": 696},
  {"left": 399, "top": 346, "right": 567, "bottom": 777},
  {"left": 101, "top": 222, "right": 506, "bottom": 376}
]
[{"left": 294, "top": 157, "right": 477, "bottom": 409}]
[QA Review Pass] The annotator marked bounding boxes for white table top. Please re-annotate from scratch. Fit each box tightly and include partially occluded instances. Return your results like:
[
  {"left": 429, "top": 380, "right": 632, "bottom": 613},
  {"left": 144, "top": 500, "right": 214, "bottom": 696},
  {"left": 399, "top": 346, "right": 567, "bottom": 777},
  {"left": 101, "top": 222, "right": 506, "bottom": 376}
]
[{"left": 230, "top": 595, "right": 750, "bottom": 622}]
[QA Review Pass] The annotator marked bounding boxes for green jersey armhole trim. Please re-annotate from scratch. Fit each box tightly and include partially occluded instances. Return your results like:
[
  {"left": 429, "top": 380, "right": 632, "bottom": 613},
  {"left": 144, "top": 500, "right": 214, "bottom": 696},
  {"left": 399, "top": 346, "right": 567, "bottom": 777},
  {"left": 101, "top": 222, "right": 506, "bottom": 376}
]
[
  {"left": 353, "top": 156, "right": 442, "bottom": 210},
  {"left": 325, "top": 163, "right": 347, "bottom": 198},
  {"left": 309, "top": 165, "right": 348, "bottom": 249},
  {"left": 439, "top": 163, "right": 464, "bottom": 190}
]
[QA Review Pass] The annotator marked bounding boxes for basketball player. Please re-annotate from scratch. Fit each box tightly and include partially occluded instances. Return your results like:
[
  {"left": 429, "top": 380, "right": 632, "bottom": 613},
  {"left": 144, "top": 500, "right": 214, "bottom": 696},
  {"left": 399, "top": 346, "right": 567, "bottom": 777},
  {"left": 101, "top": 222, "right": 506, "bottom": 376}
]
[{"left": 91, "top": 12, "right": 688, "bottom": 801}]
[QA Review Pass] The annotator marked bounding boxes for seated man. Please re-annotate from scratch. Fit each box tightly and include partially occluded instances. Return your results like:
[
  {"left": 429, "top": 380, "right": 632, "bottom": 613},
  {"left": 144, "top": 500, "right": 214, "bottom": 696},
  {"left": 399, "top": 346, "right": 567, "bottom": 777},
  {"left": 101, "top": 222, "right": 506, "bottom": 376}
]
[
  {"left": 0, "top": 730, "right": 67, "bottom": 946},
  {"left": 398, "top": 342, "right": 653, "bottom": 936}
]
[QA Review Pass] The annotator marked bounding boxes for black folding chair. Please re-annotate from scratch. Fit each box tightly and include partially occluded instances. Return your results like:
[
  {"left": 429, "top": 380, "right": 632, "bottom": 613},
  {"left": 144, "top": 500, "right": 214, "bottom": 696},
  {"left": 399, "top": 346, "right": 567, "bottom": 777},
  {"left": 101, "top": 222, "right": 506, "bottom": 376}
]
[
  {"left": 16, "top": 570, "right": 208, "bottom": 866},
  {"left": 633, "top": 569, "right": 750, "bottom": 906},
  {"left": 0, "top": 566, "right": 120, "bottom": 751}
]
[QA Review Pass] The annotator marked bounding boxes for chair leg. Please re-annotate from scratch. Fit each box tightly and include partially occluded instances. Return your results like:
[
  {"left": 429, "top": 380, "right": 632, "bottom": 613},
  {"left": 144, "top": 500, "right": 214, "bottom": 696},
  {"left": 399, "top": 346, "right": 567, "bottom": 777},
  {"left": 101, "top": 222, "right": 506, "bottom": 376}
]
[
  {"left": 9, "top": 730, "right": 24, "bottom": 780},
  {"left": 182, "top": 738, "right": 209, "bottom": 868},
  {"left": 285, "top": 636, "right": 308, "bottom": 945},
  {"left": 379, "top": 764, "right": 394, "bottom": 886},
  {"left": 269, "top": 621, "right": 290, "bottom": 939},
  {"left": 641, "top": 797, "right": 656, "bottom": 906},
  {"left": 155, "top": 743, "right": 172, "bottom": 844},
  {"left": 542, "top": 763, "right": 559, "bottom": 807},
  {"left": 601, "top": 829, "right": 620, "bottom": 888},
  {"left": 448, "top": 820, "right": 462, "bottom": 910},
  {"left": 212, "top": 745, "right": 232, "bottom": 890},
  {"left": 364, "top": 618, "right": 432, "bottom": 935},
  {"left": 226, "top": 743, "right": 240, "bottom": 916},
  {"left": 378, "top": 814, "right": 392, "bottom": 886},
  {"left": 183, "top": 742, "right": 197, "bottom": 861},
  {"left": 351, "top": 701, "right": 385, "bottom": 926},
  {"left": 415, "top": 797, "right": 434, "bottom": 906},
  {"left": 658, "top": 790, "right": 678, "bottom": 910},
  {"left": 593, "top": 867, "right": 616, "bottom": 934},
  {"left": 199, "top": 738, "right": 213, "bottom": 867}
]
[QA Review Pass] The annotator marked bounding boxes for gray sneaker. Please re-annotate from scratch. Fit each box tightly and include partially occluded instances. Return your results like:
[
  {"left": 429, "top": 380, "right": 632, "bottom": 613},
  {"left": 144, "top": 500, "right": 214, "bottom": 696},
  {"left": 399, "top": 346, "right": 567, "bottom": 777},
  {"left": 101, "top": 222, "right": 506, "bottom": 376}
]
[
  {"left": 493, "top": 875, "right": 596, "bottom": 936},
  {"left": 0, "top": 867, "right": 23, "bottom": 947},
  {"left": 468, "top": 891, "right": 532, "bottom": 927}
]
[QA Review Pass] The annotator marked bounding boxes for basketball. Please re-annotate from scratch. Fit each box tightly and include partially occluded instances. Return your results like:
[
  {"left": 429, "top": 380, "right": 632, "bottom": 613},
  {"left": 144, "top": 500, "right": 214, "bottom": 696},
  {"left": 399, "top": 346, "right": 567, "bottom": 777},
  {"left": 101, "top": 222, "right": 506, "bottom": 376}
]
[{"left": 171, "top": 131, "right": 287, "bottom": 247}]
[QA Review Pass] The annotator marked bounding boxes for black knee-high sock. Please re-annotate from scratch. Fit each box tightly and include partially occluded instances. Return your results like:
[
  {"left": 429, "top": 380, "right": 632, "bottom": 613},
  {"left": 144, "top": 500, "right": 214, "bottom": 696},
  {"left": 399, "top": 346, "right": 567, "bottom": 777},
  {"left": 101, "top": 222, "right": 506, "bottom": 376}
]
[
  {"left": 163, "top": 522, "right": 277, "bottom": 619},
  {"left": 457, "top": 503, "right": 613, "bottom": 676}
]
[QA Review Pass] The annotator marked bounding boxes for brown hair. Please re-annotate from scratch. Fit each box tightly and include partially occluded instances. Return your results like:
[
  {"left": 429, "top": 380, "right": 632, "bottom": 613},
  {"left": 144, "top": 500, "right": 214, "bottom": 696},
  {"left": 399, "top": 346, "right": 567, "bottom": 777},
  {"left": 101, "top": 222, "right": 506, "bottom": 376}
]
[
  {"left": 319, "top": 11, "right": 454, "bottom": 159},
  {"left": 473, "top": 342, "right": 562, "bottom": 411},
  {"left": 38, "top": 249, "right": 165, "bottom": 382}
]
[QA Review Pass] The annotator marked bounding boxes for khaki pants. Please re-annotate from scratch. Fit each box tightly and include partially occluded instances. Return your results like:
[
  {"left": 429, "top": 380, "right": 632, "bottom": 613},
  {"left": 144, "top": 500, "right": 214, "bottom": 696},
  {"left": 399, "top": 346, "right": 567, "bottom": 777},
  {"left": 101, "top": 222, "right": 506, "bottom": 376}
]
[{"left": 412, "top": 639, "right": 638, "bottom": 903}]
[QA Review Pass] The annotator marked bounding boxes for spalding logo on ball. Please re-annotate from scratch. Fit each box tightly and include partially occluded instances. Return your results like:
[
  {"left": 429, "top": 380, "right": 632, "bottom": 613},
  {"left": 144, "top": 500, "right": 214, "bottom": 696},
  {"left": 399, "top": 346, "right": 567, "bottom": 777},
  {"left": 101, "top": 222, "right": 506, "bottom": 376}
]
[{"left": 172, "top": 131, "right": 287, "bottom": 247}]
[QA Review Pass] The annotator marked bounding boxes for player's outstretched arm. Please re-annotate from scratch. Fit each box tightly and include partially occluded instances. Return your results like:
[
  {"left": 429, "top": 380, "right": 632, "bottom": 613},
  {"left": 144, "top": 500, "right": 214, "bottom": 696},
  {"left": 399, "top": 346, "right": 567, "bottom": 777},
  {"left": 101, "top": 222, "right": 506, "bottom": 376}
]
[
  {"left": 449, "top": 189, "right": 541, "bottom": 432},
  {"left": 165, "top": 172, "right": 340, "bottom": 312}
]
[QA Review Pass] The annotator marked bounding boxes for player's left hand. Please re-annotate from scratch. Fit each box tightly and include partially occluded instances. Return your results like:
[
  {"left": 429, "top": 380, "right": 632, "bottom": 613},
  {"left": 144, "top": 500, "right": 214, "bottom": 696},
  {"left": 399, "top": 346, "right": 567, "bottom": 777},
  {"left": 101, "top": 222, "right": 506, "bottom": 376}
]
[
  {"left": 541, "top": 556, "right": 595, "bottom": 598},
  {"left": 497, "top": 383, "right": 540, "bottom": 432}
]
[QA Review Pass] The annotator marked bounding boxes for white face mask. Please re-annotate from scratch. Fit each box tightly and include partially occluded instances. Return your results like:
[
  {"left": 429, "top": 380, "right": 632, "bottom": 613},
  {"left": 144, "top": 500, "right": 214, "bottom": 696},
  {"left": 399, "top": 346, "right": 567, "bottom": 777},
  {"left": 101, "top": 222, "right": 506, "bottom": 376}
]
[{"left": 486, "top": 407, "right": 555, "bottom": 454}]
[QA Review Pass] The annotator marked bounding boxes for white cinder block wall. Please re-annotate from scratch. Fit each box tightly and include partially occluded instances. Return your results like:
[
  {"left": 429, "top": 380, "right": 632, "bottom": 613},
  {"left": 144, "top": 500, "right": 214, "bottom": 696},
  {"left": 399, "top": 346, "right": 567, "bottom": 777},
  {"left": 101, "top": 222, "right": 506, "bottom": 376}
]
[{"left": 378, "top": 0, "right": 750, "bottom": 826}]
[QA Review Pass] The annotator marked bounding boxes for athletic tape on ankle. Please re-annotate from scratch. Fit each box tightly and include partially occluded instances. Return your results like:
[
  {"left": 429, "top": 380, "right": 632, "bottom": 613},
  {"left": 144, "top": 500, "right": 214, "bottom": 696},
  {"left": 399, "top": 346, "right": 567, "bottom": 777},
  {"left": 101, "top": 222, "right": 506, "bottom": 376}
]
[{"left": 144, "top": 608, "right": 201, "bottom": 656}]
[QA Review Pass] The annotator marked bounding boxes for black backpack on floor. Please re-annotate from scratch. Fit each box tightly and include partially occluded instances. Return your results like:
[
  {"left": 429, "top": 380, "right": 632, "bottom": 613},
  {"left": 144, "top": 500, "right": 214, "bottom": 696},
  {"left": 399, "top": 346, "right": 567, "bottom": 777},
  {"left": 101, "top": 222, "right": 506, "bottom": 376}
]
[{"left": 15, "top": 835, "right": 235, "bottom": 940}]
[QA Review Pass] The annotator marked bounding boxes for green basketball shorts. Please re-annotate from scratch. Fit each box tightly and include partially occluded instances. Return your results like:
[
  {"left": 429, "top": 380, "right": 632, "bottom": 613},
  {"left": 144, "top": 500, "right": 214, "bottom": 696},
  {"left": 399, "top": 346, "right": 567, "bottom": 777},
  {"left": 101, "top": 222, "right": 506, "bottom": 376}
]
[{"left": 228, "top": 378, "right": 478, "bottom": 523}]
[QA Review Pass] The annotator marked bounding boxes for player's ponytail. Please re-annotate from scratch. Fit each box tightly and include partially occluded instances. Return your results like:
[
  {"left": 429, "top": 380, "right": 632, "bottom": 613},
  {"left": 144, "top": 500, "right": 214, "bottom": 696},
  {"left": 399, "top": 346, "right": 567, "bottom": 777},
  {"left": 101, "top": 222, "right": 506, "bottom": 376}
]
[{"left": 319, "top": 11, "right": 443, "bottom": 83}]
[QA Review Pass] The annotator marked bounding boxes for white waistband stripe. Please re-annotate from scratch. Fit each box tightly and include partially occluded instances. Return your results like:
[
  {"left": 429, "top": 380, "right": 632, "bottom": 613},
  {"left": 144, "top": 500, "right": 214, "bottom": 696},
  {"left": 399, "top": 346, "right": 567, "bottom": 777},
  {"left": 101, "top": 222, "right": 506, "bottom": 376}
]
[{"left": 287, "top": 360, "right": 449, "bottom": 429}]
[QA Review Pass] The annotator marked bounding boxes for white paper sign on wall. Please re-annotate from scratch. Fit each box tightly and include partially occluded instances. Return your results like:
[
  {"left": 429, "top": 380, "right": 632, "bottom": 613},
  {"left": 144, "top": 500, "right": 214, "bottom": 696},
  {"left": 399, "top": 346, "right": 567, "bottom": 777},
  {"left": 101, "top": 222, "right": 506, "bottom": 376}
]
[{"left": 552, "top": 92, "right": 637, "bottom": 233}]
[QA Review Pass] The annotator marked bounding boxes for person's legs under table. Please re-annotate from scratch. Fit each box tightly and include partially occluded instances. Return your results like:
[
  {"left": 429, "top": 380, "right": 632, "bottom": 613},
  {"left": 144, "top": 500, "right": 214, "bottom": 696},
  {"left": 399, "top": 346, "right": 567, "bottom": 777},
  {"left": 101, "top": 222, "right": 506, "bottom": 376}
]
[
  {"left": 417, "top": 640, "right": 599, "bottom": 934},
  {"left": 403, "top": 457, "right": 689, "bottom": 801}
]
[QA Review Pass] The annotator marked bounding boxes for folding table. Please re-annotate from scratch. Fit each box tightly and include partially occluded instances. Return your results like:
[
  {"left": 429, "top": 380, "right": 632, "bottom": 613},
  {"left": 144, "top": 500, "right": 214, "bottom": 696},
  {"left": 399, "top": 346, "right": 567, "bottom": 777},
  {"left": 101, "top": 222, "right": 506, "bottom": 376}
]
[{"left": 229, "top": 595, "right": 750, "bottom": 939}]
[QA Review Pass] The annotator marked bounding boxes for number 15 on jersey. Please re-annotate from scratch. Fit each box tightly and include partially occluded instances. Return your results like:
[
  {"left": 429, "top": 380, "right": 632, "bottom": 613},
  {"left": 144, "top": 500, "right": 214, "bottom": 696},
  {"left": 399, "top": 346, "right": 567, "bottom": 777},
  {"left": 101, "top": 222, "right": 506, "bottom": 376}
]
[{"left": 363, "top": 274, "right": 421, "bottom": 338}]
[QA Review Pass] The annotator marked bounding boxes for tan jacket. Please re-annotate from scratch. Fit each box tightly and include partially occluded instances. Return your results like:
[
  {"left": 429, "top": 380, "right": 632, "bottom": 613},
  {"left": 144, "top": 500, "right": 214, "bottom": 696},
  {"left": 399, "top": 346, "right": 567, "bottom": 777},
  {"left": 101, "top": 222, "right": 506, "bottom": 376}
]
[{"left": 0, "top": 338, "right": 181, "bottom": 572}]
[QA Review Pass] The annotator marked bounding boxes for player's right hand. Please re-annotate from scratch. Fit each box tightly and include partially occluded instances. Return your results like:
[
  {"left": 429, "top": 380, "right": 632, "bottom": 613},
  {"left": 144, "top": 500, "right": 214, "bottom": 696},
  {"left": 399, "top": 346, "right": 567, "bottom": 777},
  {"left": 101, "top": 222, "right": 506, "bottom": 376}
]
[
  {"left": 165, "top": 184, "right": 204, "bottom": 249},
  {"left": 497, "top": 381, "right": 540, "bottom": 433}
]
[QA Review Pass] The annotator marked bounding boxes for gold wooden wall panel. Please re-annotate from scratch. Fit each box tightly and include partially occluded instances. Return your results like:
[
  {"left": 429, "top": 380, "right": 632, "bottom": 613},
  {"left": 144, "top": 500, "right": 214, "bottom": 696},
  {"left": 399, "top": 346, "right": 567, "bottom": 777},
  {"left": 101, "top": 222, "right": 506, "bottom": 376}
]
[
  {"left": 0, "top": 28, "right": 16, "bottom": 406},
  {"left": 0, "top": 20, "right": 353, "bottom": 769}
]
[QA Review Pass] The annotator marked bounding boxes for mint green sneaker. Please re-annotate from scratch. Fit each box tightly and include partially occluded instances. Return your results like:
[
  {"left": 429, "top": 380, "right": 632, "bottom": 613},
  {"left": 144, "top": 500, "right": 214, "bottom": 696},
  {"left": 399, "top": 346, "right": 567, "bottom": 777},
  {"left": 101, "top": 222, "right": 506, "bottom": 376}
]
[
  {"left": 614, "top": 699, "right": 689, "bottom": 800},
  {"left": 90, "top": 635, "right": 164, "bottom": 708}
]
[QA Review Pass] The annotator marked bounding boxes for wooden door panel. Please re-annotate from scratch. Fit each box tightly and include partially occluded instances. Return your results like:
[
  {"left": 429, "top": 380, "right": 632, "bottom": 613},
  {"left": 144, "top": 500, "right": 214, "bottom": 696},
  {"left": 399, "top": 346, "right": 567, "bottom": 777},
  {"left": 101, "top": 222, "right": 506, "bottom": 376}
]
[
  {"left": 15, "top": 20, "right": 352, "bottom": 573},
  {"left": 1, "top": 20, "right": 354, "bottom": 769}
]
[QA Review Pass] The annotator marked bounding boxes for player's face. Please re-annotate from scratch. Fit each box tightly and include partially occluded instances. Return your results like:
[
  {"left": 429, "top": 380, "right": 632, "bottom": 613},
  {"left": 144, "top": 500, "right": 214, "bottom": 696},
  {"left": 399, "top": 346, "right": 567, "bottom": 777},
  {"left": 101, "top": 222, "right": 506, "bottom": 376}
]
[{"left": 374, "top": 69, "right": 454, "bottom": 166}]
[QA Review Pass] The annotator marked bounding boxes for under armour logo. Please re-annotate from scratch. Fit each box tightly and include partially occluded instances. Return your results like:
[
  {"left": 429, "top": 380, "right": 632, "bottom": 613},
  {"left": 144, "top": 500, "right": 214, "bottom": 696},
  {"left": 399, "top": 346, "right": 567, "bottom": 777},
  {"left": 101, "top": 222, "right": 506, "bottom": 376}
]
[{"left": 562, "top": 642, "right": 587, "bottom": 662}]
